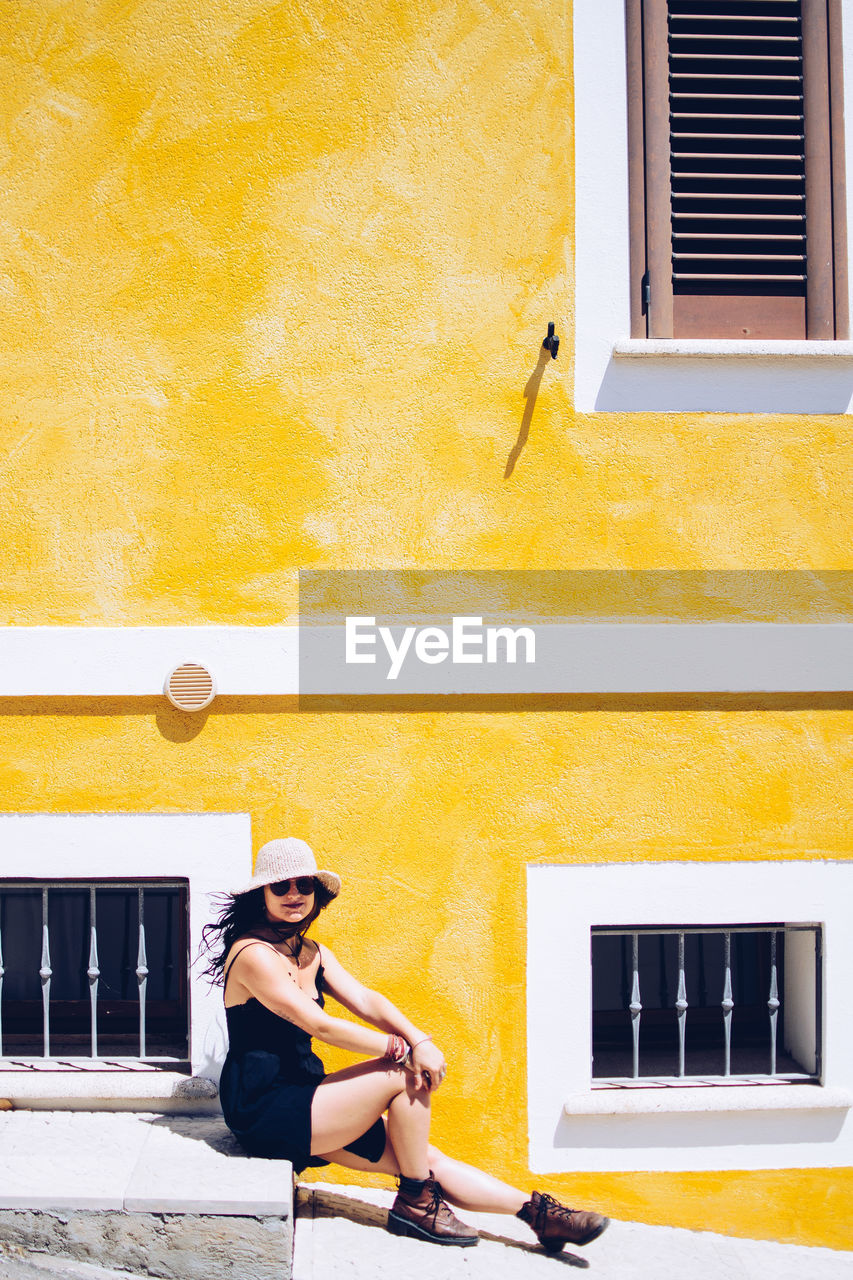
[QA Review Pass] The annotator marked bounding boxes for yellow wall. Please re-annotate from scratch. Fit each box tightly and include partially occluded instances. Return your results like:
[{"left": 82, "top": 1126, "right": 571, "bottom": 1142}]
[{"left": 1, "top": 0, "right": 852, "bottom": 1249}]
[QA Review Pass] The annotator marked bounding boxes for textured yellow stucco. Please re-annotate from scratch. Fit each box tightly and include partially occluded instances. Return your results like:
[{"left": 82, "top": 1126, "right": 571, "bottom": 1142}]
[{"left": 1, "top": 0, "right": 852, "bottom": 1249}]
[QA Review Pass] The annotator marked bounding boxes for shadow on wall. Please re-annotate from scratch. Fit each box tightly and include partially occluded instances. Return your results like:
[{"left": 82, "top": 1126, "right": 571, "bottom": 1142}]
[
  {"left": 593, "top": 355, "right": 853, "bottom": 414},
  {"left": 554, "top": 1107, "right": 847, "bottom": 1154},
  {"left": 505, "top": 347, "right": 551, "bottom": 478},
  {"left": 1, "top": 693, "right": 852, "bottom": 721}
]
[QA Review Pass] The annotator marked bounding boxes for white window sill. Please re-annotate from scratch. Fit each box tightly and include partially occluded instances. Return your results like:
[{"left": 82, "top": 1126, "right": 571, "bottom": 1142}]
[
  {"left": 591, "top": 340, "right": 853, "bottom": 411},
  {"left": 565, "top": 1084, "right": 852, "bottom": 1117},
  {"left": 612, "top": 339, "right": 853, "bottom": 360},
  {"left": 0, "top": 1063, "right": 218, "bottom": 1107}
]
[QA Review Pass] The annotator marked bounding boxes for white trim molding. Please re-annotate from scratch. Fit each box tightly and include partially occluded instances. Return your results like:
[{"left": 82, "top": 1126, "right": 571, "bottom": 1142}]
[
  {"left": 0, "top": 813, "right": 251, "bottom": 1107},
  {"left": 564, "top": 1085, "right": 852, "bottom": 1116},
  {"left": 0, "top": 624, "right": 850, "bottom": 696},
  {"left": 527, "top": 860, "right": 853, "bottom": 1173},
  {"left": 0, "top": 627, "right": 298, "bottom": 697},
  {"left": 574, "top": 1, "right": 853, "bottom": 413},
  {"left": 613, "top": 340, "right": 853, "bottom": 361}
]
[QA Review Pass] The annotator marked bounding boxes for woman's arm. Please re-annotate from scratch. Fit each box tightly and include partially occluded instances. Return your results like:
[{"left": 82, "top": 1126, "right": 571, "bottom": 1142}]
[
  {"left": 230, "top": 947, "right": 389, "bottom": 1060},
  {"left": 320, "top": 946, "right": 447, "bottom": 1089}
]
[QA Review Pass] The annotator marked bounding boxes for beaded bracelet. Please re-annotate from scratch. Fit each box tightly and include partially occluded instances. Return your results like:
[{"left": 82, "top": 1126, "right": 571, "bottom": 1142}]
[{"left": 384, "top": 1033, "right": 410, "bottom": 1065}]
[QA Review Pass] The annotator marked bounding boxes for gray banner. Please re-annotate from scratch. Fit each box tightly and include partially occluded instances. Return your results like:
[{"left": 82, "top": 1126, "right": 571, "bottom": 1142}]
[{"left": 298, "top": 571, "right": 853, "bottom": 697}]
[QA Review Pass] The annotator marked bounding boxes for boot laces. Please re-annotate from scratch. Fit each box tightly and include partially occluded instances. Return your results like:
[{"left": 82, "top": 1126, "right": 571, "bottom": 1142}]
[
  {"left": 537, "top": 1193, "right": 575, "bottom": 1228},
  {"left": 406, "top": 1177, "right": 445, "bottom": 1228}
]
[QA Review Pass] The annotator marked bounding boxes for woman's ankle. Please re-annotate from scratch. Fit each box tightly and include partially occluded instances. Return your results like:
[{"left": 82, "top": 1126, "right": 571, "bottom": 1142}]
[{"left": 398, "top": 1174, "right": 430, "bottom": 1197}]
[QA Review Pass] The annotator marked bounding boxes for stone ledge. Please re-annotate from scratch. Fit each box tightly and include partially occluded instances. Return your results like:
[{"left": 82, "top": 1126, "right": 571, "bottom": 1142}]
[
  {"left": 0, "top": 1112, "right": 292, "bottom": 1215},
  {"left": 565, "top": 1084, "right": 853, "bottom": 1116},
  {"left": 612, "top": 339, "right": 853, "bottom": 360},
  {"left": 0, "top": 1069, "right": 218, "bottom": 1109}
]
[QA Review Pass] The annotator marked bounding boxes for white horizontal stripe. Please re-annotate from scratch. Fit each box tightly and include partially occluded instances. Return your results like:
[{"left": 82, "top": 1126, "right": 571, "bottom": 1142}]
[
  {"left": 0, "top": 624, "right": 850, "bottom": 695},
  {"left": 0, "top": 627, "right": 299, "bottom": 696}
]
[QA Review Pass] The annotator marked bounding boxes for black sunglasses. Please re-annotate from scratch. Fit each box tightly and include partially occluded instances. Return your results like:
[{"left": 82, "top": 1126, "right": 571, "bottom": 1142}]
[{"left": 269, "top": 877, "right": 316, "bottom": 896}]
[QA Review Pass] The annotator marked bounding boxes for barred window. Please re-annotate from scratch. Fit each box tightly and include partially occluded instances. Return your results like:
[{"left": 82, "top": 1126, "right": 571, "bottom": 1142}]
[
  {"left": 591, "top": 923, "right": 821, "bottom": 1084},
  {"left": 0, "top": 880, "right": 189, "bottom": 1064}
]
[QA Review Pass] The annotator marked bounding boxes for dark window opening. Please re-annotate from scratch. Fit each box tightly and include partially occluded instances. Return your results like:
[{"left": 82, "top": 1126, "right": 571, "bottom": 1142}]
[
  {"left": 591, "top": 924, "right": 822, "bottom": 1082},
  {"left": 0, "top": 881, "right": 189, "bottom": 1063}
]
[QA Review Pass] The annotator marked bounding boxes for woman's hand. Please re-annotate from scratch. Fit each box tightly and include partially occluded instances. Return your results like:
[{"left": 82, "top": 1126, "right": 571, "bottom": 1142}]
[{"left": 407, "top": 1038, "right": 447, "bottom": 1092}]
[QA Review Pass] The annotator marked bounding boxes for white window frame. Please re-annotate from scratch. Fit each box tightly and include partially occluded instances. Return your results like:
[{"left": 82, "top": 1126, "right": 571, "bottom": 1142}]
[
  {"left": 573, "top": 1, "right": 853, "bottom": 413},
  {"left": 527, "top": 860, "right": 853, "bottom": 1172},
  {"left": 0, "top": 813, "right": 249, "bottom": 1106}
]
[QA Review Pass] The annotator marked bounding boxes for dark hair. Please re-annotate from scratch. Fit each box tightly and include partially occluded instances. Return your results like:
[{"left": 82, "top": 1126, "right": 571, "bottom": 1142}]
[{"left": 200, "top": 879, "right": 335, "bottom": 984}]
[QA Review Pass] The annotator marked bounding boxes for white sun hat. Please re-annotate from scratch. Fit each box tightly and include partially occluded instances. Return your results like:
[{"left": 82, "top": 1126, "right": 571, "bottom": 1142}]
[{"left": 231, "top": 837, "right": 341, "bottom": 898}]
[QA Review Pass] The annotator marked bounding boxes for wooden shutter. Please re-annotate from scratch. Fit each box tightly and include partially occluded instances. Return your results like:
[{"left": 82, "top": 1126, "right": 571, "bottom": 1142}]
[{"left": 627, "top": 0, "right": 848, "bottom": 339}]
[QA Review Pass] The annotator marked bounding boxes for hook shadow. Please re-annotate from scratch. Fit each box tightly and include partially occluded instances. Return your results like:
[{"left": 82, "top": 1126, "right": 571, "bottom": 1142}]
[{"left": 505, "top": 346, "right": 551, "bottom": 479}]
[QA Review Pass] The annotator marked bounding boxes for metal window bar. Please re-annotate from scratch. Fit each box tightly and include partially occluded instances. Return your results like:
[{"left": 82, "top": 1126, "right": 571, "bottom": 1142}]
[
  {"left": 137, "top": 887, "right": 148, "bottom": 1059},
  {"left": 40, "top": 887, "right": 51, "bottom": 1057},
  {"left": 592, "top": 924, "right": 821, "bottom": 1085},
  {"left": 768, "top": 930, "right": 779, "bottom": 1075},
  {"left": 722, "top": 930, "right": 733, "bottom": 1076},
  {"left": 88, "top": 887, "right": 99, "bottom": 1058},
  {"left": 629, "top": 932, "right": 642, "bottom": 1079},
  {"left": 0, "top": 880, "right": 187, "bottom": 1063},
  {"left": 675, "top": 931, "right": 688, "bottom": 1078}
]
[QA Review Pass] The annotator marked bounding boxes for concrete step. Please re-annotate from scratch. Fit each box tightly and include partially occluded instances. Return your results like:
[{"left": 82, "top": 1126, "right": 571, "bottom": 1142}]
[{"left": 0, "top": 1113, "right": 292, "bottom": 1280}]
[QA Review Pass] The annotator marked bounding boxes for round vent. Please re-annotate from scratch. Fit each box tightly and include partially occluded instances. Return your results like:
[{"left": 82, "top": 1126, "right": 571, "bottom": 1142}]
[{"left": 164, "top": 662, "right": 216, "bottom": 712}]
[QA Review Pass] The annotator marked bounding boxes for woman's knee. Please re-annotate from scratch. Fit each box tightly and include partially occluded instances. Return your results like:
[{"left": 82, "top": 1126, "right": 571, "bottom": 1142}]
[
  {"left": 378, "top": 1063, "right": 415, "bottom": 1105},
  {"left": 401, "top": 1071, "right": 432, "bottom": 1104},
  {"left": 382, "top": 1064, "right": 430, "bottom": 1103}
]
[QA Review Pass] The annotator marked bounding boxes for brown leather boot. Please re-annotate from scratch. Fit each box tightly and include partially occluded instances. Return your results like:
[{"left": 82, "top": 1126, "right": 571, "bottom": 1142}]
[
  {"left": 517, "top": 1190, "right": 609, "bottom": 1252},
  {"left": 387, "top": 1175, "right": 479, "bottom": 1246}
]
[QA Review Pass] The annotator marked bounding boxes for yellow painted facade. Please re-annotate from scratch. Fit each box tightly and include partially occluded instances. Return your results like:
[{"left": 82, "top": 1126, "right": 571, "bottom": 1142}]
[{"left": 1, "top": 0, "right": 851, "bottom": 1249}]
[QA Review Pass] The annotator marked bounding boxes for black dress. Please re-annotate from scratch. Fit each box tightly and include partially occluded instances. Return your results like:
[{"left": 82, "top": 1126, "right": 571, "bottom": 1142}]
[{"left": 219, "top": 938, "right": 387, "bottom": 1173}]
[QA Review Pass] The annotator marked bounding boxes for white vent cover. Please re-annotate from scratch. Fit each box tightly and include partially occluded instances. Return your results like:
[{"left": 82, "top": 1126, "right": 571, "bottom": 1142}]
[{"left": 164, "top": 662, "right": 217, "bottom": 712}]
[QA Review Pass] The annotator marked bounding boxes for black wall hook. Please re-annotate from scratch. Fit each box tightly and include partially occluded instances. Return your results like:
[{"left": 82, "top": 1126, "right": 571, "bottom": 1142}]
[{"left": 543, "top": 322, "right": 560, "bottom": 359}]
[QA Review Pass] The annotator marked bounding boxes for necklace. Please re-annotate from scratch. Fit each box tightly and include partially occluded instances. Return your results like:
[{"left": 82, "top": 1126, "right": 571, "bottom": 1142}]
[
  {"left": 253, "top": 925, "right": 306, "bottom": 966},
  {"left": 278, "top": 937, "right": 301, "bottom": 966}
]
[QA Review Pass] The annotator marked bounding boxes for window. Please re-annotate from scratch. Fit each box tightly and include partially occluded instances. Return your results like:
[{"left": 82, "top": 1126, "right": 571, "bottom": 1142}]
[
  {"left": 626, "top": 0, "right": 848, "bottom": 339},
  {"left": 0, "top": 880, "right": 189, "bottom": 1064},
  {"left": 527, "top": 862, "right": 853, "bottom": 1174},
  {"left": 0, "top": 813, "right": 247, "bottom": 1104},
  {"left": 591, "top": 923, "right": 821, "bottom": 1084}
]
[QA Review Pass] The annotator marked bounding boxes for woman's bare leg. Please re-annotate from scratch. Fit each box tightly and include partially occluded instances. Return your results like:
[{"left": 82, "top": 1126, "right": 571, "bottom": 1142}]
[
  {"left": 310, "top": 1059, "right": 431, "bottom": 1180},
  {"left": 430, "top": 1150, "right": 527, "bottom": 1215},
  {"left": 314, "top": 1137, "right": 527, "bottom": 1216}
]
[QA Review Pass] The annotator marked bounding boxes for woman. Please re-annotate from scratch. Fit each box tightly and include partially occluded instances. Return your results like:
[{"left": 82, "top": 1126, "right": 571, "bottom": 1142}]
[{"left": 203, "top": 836, "right": 610, "bottom": 1252}]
